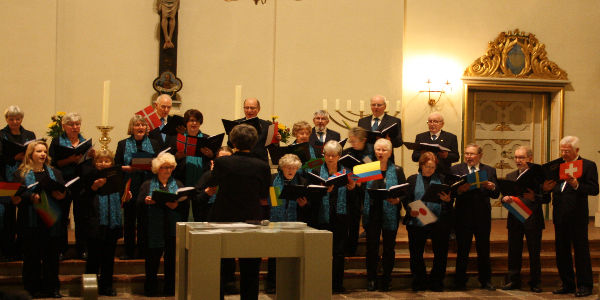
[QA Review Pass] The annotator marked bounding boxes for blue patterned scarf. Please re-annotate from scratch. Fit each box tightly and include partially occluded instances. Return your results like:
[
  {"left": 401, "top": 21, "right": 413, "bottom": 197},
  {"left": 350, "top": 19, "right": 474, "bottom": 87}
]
[
  {"left": 24, "top": 166, "right": 57, "bottom": 228},
  {"left": 318, "top": 163, "right": 347, "bottom": 224},
  {"left": 58, "top": 133, "right": 86, "bottom": 178},
  {"left": 184, "top": 131, "right": 204, "bottom": 186},
  {"left": 2, "top": 128, "right": 34, "bottom": 181},
  {"left": 408, "top": 173, "right": 442, "bottom": 227},
  {"left": 269, "top": 170, "right": 300, "bottom": 222},
  {"left": 124, "top": 136, "right": 154, "bottom": 165},
  {"left": 98, "top": 192, "right": 122, "bottom": 229},
  {"left": 363, "top": 161, "right": 399, "bottom": 231}
]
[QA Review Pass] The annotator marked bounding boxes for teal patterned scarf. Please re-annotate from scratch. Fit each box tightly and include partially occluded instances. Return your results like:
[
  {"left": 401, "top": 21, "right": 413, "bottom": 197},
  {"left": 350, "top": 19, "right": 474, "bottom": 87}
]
[
  {"left": 363, "top": 161, "right": 399, "bottom": 231},
  {"left": 318, "top": 163, "right": 347, "bottom": 224},
  {"left": 98, "top": 192, "right": 122, "bottom": 229},
  {"left": 184, "top": 131, "right": 204, "bottom": 186},
  {"left": 24, "top": 166, "right": 57, "bottom": 228},
  {"left": 124, "top": 135, "right": 154, "bottom": 165},
  {"left": 408, "top": 173, "right": 442, "bottom": 227},
  {"left": 269, "top": 170, "right": 300, "bottom": 222}
]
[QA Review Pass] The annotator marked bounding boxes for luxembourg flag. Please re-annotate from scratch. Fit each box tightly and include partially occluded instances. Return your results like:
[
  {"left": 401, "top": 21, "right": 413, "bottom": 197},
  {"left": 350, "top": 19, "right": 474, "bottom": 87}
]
[
  {"left": 502, "top": 196, "right": 532, "bottom": 223},
  {"left": 352, "top": 161, "right": 383, "bottom": 183}
]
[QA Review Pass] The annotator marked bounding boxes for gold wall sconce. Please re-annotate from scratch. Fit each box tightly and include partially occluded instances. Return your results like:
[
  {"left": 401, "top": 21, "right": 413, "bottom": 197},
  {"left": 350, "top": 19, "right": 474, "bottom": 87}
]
[{"left": 420, "top": 79, "right": 451, "bottom": 106}]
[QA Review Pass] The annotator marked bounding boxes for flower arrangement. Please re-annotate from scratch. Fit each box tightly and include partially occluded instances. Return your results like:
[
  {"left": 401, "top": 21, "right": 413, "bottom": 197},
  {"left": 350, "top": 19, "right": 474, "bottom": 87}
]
[
  {"left": 272, "top": 116, "right": 291, "bottom": 144},
  {"left": 47, "top": 111, "right": 66, "bottom": 139}
]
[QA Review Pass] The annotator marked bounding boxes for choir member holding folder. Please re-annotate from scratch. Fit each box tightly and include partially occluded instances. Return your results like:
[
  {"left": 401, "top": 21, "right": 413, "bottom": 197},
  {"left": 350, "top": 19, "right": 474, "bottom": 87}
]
[
  {"left": 84, "top": 149, "right": 131, "bottom": 297},
  {"left": 13, "top": 140, "right": 66, "bottom": 298},
  {"left": 542, "top": 136, "right": 598, "bottom": 297},
  {"left": 0, "top": 105, "right": 36, "bottom": 261},
  {"left": 171, "top": 109, "right": 216, "bottom": 221},
  {"left": 137, "top": 152, "right": 188, "bottom": 296},
  {"left": 450, "top": 143, "right": 499, "bottom": 291},
  {"left": 409, "top": 112, "right": 459, "bottom": 175},
  {"left": 309, "top": 140, "right": 357, "bottom": 293},
  {"left": 265, "top": 154, "right": 312, "bottom": 293},
  {"left": 402, "top": 152, "right": 452, "bottom": 292},
  {"left": 115, "top": 115, "right": 159, "bottom": 260},
  {"left": 362, "top": 138, "right": 406, "bottom": 292},
  {"left": 498, "top": 146, "right": 548, "bottom": 293},
  {"left": 48, "top": 112, "right": 93, "bottom": 260}
]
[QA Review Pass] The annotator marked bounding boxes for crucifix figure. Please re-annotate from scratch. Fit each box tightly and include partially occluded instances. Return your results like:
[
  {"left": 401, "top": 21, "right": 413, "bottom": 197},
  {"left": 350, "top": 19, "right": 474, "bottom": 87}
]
[{"left": 157, "top": 0, "right": 180, "bottom": 49}]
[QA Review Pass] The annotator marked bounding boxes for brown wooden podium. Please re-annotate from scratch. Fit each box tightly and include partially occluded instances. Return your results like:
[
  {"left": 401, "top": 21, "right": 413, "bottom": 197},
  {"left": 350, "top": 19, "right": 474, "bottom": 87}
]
[{"left": 175, "top": 222, "right": 332, "bottom": 300}]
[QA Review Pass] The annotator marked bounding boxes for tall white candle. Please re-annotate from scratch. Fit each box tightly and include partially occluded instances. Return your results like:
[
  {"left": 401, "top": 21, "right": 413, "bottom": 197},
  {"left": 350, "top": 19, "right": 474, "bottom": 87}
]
[
  {"left": 359, "top": 100, "right": 365, "bottom": 112},
  {"left": 102, "top": 80, "right": 110, "bottom": 126},
  {"left": 335, "top": 99, "right": 340, "bottom": 111},
  {"left": 322, "top": 99, "right": 328, "bottom": 111},
  {"left": 346, "top": 99, "right": 351, "bottom": 111},
  {"left": 234, "top": 85, "right": 242, "bottom": 119},
  {"left": 396, "top": 100, "right": 401, "bottom": 112}
]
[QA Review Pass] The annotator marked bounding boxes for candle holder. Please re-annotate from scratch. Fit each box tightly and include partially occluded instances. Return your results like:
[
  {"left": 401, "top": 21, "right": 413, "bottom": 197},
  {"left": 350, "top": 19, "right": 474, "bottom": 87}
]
[{"left": 96, "top": 125, "right": 114, "bottom": 151}]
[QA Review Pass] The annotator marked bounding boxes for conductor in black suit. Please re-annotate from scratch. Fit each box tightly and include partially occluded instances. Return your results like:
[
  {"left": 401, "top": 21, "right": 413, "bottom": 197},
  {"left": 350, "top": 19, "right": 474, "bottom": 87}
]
[
  {"left": 309, "top": 110, "right": 340, "bottom": 154},
  {"left": 148, "top": 94, "right": 177, "bottom": 152},
  {"left": 500, "top": 146, "right": 548, "bottom": 293},
  {"left": 543, "top": 136, "right": 599, "bottom": 297},
  {"left": 451, "top": 143, "right": 499, "bottom": 291},
  {"left": 229, "top": 98, "right": 277, "bottom": 162},
  {"left": 208, "top": 124, "right": 271, "bottom": 300},
  {"left": 357, "top": 95, "right": 403, "bottom": 156},
  {"left": 411, "top": 112, "right": 459, "bottom": 175}
]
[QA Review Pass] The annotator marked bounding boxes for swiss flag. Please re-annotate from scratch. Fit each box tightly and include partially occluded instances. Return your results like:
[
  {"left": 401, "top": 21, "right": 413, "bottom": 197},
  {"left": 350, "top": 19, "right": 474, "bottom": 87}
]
[
  {"left": 560, "top": 159, "right": 583, "bottom": 180},
  {"left": 135, "top": 105, "right": 162, "bottom": 130}
]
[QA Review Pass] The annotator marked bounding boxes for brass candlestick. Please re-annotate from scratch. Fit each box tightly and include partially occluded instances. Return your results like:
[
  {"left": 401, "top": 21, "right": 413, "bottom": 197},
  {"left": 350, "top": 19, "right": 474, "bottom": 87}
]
[{"left": 96, "top": 125, "right": 114, "bottom": 151}]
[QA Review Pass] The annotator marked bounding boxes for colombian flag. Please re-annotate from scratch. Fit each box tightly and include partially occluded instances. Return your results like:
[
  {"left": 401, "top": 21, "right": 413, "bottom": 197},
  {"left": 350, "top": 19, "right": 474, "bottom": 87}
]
[
  {"left": 269, "top": 186, "right": 282, "bottom": 207},
  {"left": 352, "top": 161, "right": 383, "bottom": 183},
  {"left": 0, "top": 182, "right": 21, "bottom": 197},
  {"left": 34, "top": 191, "right": 59, "bottom": 227},
  {"left": 502, "top": 196, "right": 532, "bottom": 223}
]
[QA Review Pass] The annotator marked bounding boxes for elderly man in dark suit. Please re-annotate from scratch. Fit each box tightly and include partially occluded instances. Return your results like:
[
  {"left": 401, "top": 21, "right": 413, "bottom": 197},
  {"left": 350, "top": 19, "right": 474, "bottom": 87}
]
[
  {"left": 357, "top": 95, "right": 402, "bottom": 157},
  {"left": 229, "top": 98, "right": 275, "bottom": 162},
  {"left": 451, "top": 143, "right": 499, "bottom": 291},
  {"left": 148, "top": 94, "right": 177, "bottom": 151},
  {"left": 411, "top": 112, "right": 459, "bottom": 175},
  {"left": 500, "top": 146, "right": 549, "bottom": 293},
  {"left": 309, "top": 110, "right": 340, "bottom": 154},
  {"left": 543, "top": 136, "right": 598, "bottom": 297}
]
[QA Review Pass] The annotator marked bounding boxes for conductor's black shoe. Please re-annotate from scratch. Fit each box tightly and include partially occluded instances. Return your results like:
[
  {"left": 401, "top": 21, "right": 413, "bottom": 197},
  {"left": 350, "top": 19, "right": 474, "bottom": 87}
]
[
  {"left": 366, "top": 280, "right": 376, "bottom": 291},
  {"left": 553, "top": 286, "right": 575, "bottom": 294},
  {"left": 99, "top": 287, "right": 117, "bottom": 296},
  {"left": 575, "top": 287, "right": 592, "bottom": 297},
  {"left": 481, "top": 282, "right": 495, "bottom": 291},
  {"left": 49, "top": 290, "right": 63, "bottom": 298},
  {"left": 501, "top": 282, "right": 520, "bottom": 290},
  {"left": 530, "top": 286, "right": 542, "bottom": 293},
  {"left": 332, "top": 286, "right": 346, "bottom": 294}
]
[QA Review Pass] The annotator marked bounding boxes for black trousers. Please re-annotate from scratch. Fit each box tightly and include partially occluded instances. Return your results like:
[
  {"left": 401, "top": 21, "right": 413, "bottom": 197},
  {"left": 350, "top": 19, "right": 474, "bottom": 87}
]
[
  {"left": 21, "top": 229, "right": 60, "bottom": 295},
  {"left": 144, "top": 236, "right": 176, "bottom": 294},
  {"left": 554, "top": 221, "right": 593, "bottom": 289},
  {"left": 329, "top": 214, "right": 348, "bottom": 290},
  {"left": 406, "top": 221, "right": 451, "bottom": 288},
  {"left": 346, "top": 195, "right": 362, "bottom": 256},
  {"left": 220, "top": 258, "right": 261, "bottom": 300},
  {"left": 507, "top": 225, "right": 542, "bottom": 286},
  {"left": 86, "top": 237, "right": 117, "bottom": 290},
  {"left": 59, "top": 195, "right": 87, "bottom": 255},
  {"left": 455, "top": 220, "right": 491, "bottom": 285},
  {"left": 365, "top": 219, "right": 398, "bottom": 283},
  {"left": 0, "top": 202, "right": 17, "bottom": 258},
  {"left": 191, "top": 196, "right": 212, "bottom": 222},
  {"left": 122, "top": 199, "right": 143, "bottom": 257}
]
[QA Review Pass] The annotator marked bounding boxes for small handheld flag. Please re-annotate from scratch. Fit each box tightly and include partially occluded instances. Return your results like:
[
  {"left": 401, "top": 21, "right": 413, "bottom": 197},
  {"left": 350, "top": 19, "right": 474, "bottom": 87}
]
[
  {"left": 0, "top": 182, "right": 22, "bottom": 197},
  {"left": 352, "top": 161, "right": 383, "bottom": 183},
  {"left": 176, "top": 134, "right": 198, "bottom": 156},
  {"left": 466, "top": 170, "right": 488, "bottom": 190},
  {"left": 269, "top": 186, "right": 282, "bottom": 207},
  {"left": 559, "top": 160, "right": 583, "bottom": 180},
  {"left": 34, "top": 191, "right": 59, "bottom": 227},
  {"left": 135, "top": 105, "right": 162, "bottom": 130},
  {"left": 302, "top": 158, "right": 324, "bottom": 170},
  {"left": 502, "top": 196, "right": 532, "bottom": 223},
  {"left": 408, "top": 200, "right": 438, "bottom": 226},
  {"left": 121, "top": 178, "right": 132, "bottom": 207},
  {"left": 265, "top": 122, "right": 279, "bottom": 146}
]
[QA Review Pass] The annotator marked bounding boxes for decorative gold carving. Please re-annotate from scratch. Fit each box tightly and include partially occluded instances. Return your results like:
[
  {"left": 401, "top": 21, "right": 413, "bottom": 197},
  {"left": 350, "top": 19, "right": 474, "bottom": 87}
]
[
  {"left": 464, "top": 29, "right": 568, "bottom": 80},
  {"left": 492, "top": 122, "right": 513, "bottom": 132},
  {"left": 494, "top": 160, "right": 512, "bottom": 169}
]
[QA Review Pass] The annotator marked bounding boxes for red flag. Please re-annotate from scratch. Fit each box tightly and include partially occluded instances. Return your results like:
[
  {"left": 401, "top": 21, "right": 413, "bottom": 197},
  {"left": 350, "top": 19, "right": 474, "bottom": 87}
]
[
  {"left": 135, "top": 105, "right": 162, "bottom": 130},
  {"left": 264, "top": 122, "right": 279, "bottom": 146},
  {"left": 121, "top": 178, "right": 132, "bottom": 207},
  {"left": 560, "top": 160, "right": 583, "bottom": 180},
  {"left": 177, "top": 134, "right": 198, "bottom": 156}
]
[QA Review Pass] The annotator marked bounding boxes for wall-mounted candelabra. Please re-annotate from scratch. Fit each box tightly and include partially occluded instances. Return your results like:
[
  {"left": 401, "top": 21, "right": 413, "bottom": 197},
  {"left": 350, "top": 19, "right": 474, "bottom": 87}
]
[{"left": 322, "top": 98, "right": 401, "bottom": 128}]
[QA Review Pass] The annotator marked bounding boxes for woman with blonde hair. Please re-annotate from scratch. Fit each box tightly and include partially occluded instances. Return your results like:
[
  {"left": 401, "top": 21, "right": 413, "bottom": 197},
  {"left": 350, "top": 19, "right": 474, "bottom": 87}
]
[{"left": 14, "top": 140, "right": 66, "bottom": 298}]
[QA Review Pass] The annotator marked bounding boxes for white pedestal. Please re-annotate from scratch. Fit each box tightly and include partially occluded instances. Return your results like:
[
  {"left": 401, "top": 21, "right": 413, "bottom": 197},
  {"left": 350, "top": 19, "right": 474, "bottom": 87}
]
[{"left": 175, "top": 222, "right": 332, "bottom": 300}]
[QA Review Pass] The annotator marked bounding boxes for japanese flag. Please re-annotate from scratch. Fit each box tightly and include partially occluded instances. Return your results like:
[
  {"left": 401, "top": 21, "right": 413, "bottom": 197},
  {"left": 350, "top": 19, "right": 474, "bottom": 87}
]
[{"left": 408, "top": 200, "right": 438, "bottom": 226}]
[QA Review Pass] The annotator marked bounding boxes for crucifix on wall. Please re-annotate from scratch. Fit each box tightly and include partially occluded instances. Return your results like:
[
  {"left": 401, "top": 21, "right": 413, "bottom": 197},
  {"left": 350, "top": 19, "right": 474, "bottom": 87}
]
[{"left": 153, "top": 0, "right": 183, "bottom": 102}]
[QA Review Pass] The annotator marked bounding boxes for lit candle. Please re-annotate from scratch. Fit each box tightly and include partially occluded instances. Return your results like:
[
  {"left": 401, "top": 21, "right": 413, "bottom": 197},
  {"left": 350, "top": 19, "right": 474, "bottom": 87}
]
[
  {"left": 335, "top": 99, "right": 340, "bottom": 111},
  {"left": 396, "top": 100, "right": 401, "bottom": 112},
  {"left": 234, "top": 85, "right": 242, "bottom": 119},
  {"left": 385, "top": 100, "right": 389, "bottom": 112},
  {"left": 346, "top": 99, "right": 351, "bottom": 111},
  {"left": 102, "top": 80, "right": 110, "bottom": 126},
  {"left": 322, "top": 99, "right": 328, "bottom": 111},
  {"left": 359, "top": 100, "right": 364, "bottom": 112}
]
